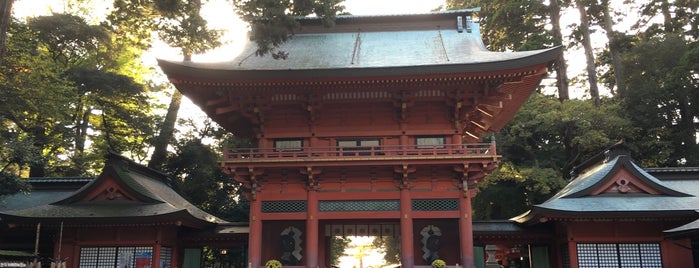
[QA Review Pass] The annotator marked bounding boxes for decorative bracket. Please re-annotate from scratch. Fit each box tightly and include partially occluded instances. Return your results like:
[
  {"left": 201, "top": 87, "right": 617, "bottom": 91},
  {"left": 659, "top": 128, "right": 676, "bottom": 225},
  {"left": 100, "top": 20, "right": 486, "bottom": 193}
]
[
  {"left": 304, "top": 93, "right": 323, "bottom": 130},
  {"left": 300, "top": 166, "right": 322, "bottom": 190},
  {"left": 226, "top": 167, "right": 265, "bottom": 201},
  {"left": 394, "top": 164, "right": 416, "bottom": 189},
  {"left": 241, "top": 96, "right": 269, "bottom": 133},
  {"left": 453, "top": 163, "right": 493, "bottom": 197},
  {"left": 392, "top": 91, "right": 414, "bottom": 123}
]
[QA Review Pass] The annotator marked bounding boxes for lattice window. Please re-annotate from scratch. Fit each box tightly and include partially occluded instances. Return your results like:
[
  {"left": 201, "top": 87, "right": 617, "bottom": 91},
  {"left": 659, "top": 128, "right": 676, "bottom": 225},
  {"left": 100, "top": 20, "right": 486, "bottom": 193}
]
[
  {"left": 262, "top": 200, "right": 307, "bottom": 213},
  {"left": 78, "top": 246, "right": 153, "bottom": 268},
  {"left": 561, "top": 244, "right": 570, "bottom": 268},
  {"left": 319, "top": 200, "right": 399, "bottom": 212},
  {"left": 577, "top": 243, "right": 662, "bottom": 268},
  {"left": 412, "top": 199, "right": 459, "bottom": 211},
  {"left": 79, "top": 247, "right": 117, "bottom": 268},
  {"left": 160, "top": 247, "right": 173, "bottom": 268}
]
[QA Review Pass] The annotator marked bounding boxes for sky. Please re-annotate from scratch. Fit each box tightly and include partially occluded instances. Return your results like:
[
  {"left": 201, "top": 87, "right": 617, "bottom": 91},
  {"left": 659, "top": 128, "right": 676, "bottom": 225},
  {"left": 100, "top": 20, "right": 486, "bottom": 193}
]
[
  {"left": 12, "top": 0, "right": 447, "bottom": 62},
  {"left": 12, "top": 0, "right": 604, "bottom": 97},
  {"left": 11, "top": 0, "right": 450, "bottom": 135},
  {"left": 12, "top": 0, "right": 612, "bottom": 120}
]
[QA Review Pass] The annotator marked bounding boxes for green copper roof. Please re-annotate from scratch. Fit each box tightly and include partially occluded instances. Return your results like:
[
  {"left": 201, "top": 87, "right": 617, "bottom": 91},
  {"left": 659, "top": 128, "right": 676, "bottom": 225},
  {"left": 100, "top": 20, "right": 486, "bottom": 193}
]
[{"left": 158, "top": 9, "right": 561, "bottom": 80}]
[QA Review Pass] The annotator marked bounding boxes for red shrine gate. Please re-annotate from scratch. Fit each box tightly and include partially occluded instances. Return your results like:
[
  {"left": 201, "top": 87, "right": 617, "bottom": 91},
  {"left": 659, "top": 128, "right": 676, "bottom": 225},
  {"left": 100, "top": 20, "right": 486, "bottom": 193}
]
[{"left": 158, "top": 9, "right": 560, "bottom": 268}]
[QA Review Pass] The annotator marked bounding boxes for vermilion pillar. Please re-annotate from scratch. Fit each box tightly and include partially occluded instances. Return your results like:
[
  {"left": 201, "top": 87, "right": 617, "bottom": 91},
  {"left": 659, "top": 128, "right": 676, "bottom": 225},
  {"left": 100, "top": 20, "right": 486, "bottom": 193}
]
[
  {"left": 459, "top": 189, "right": 475, "bottom": 268},
  {"left": 400, "top": 186, "right": 414, "bottom": 267},
  {"left": 249, "top": 197, "right": 262, "bottom": 268},
  {"left": 306, "top": 189, "right": 319, "bottom": 268}
]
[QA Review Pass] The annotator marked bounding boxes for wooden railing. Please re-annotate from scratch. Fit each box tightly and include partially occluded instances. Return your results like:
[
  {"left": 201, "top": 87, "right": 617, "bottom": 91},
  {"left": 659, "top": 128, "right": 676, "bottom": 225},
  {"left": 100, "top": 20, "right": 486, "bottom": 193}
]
[{"left": 222, "top": 143, "right": 496, "bottom": 162}]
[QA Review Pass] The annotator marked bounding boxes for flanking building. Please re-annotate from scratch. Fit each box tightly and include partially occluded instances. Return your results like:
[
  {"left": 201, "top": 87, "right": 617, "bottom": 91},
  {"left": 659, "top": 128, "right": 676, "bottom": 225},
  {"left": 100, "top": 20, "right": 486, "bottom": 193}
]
[{"left": 0, "top": 152, "right": 247, "bottom": 268}]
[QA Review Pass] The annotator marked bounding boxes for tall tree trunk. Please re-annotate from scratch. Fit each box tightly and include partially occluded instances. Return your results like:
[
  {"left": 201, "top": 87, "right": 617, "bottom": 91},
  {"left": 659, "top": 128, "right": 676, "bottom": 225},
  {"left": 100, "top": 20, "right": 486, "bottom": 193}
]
[
  {"left": 602, "top": 0, "right": 623, "bottom": 95},
  {"left": 576, "top": 0, "right": 600, "bottom": 106},
  {"left": 0, "top": 0, "right": 14, "bottom": 65},
  {"left": 149, "top": 51, "right": 192, "bottom": 169},
  {"left": 28, "top": 125, "right": 47, "bottom": 177},
  {"left": 679, "top": 97, "right": 699, "bottom": 164},
  {"left": 549, "top": 0, "right": 570, "bottom": 100},
  {"left": 73, "top": 109, "right": 91, "bottom": 174},
  {"left": 148, "top": 89, "right": 182, "bottom": 169},
  {"left": 660, "top": 0, "right": 674, "bottom": 33}
]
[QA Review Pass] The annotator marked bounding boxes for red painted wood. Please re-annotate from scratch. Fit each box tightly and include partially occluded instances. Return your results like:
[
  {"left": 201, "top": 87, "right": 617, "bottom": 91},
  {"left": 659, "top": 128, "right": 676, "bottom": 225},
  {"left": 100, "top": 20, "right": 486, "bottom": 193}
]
[
  {"left": 400, "top": 187, "right": 415, "bottom": 268},
  {"left": 249, "top": 198, "right": 263, "bottom": 268},
  {"left": 305, "top": 190, "right": 319, "bottom": 268},
  {"left": 460, "top": 190, "right": 474, "bottom": 268}
]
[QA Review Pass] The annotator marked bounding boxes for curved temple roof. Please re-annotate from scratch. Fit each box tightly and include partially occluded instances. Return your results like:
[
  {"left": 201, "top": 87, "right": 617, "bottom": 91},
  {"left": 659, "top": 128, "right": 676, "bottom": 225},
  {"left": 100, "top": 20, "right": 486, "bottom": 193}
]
[
  {"left": 158, "top": 9, "right": 561, "bottom": 81},
  {"left": 0, "top": 152, "right": 226, "bottom": 228},
  {"left": 513, "top": 153, "right": 699, "bottom": 224}
]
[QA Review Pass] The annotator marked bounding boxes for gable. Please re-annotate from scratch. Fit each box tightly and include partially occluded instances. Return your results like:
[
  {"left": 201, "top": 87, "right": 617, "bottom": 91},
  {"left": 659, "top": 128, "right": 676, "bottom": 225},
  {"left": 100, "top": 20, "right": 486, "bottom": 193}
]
[
  {"left": 81, "top": 176, "right": 140, "bottom": 202},
  {"left": 564, "top": 156, "right": 691, "bottom": 198},
  {"left": 590, "top": 168, "right": 662, "bottom": 195},
  {"left": 53, "top": 165, "right": 162, "bottom": 205}
]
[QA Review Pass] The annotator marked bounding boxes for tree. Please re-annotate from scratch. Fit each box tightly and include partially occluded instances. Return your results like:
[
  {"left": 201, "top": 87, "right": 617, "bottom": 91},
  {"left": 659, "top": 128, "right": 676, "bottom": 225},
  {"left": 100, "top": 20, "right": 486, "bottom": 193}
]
[
  {"left": 548, "top": 0, "right": 570, "bottom": 100},
  {"left": 235, "top": 0, "right": 345, "bottom": 56},
  {"left": 108, "top": 0, "right": 224, "bottom": 170},
  {"left": 599, "top": 0, "right": 624, "bottom": 96},
  {"left": 446, "top": 0, "right": 568, "bottom": 99},
  {"left": 0, "top": 0, "right": 14, "bottom": 64},
  {"left": 446, "top": 0, "right": 551, "bottom": 51},
  {"left": 1, "top": 14, "right": 160, "bottom": 176},
  {"left": 0, "top": 126, "right": 34, "bottom": 196},
  {"left": 164, "top": 118, "right": 248, "bottom": 221},
  {"left": 373, "top": 236, "right": 400, "bottom": 264},
  {"left": 573, "top": 0, "right": 601, "bottom": 106},
  {"left": 619, "top": 34, "right": 699, "bottom": 166},
  {"left": 473, "top": 162, "right": 565, "bottom": 220},
  {"left": 500, "top": 93, "right": 634, "bottom": 175},
  {"left": 330, "top": 236, "right": 351, "bottom": 267}
]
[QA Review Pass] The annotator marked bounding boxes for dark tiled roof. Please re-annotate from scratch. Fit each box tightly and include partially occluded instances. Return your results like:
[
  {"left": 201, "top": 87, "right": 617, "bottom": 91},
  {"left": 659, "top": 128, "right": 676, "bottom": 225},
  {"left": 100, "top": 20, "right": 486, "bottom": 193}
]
[
  {"left": 0, "top": 152, "right": 227, "bottom": 228},
  {"left": 664, "top": 218, "right": 699, "bottom": 237},
  {"left": 513, "top": 154, "right": 699, "bottom": 224}
]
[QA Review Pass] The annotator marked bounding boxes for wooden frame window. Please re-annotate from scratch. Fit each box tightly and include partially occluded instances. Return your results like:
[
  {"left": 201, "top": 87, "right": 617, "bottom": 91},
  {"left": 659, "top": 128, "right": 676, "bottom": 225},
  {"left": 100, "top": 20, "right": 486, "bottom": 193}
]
[
  {"left": 416, "top": 136, "right": 446, "bottom": 149},
  {"left": 79, "top": 246, "right": 173, "bottom": 268},
  {"left": 337, "top": 139, "right": 380, "bottom": 148},
  {"left": 337, "top": 139, "right": 380, "bottom": 155},
  {"left": 576, "top": 243, "right": 661, "bottom": 268},
  {"left": 274, "top": 139, "right": 303, "bottom": 152}
]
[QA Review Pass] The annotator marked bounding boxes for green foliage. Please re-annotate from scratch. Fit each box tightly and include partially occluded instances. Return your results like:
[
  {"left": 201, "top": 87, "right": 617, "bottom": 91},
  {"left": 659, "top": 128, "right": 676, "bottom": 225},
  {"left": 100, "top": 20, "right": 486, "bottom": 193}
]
[
  {"left": 619, "top": 34, "right": 699, "bottom": 166},
  {"left": 1, "top": 16, "right": 160, "bottom": 177},
  {"left": 330, "top": 236, "right": 351, "bottom": 266},
  {"left": 265, "top": 259, "right": 282, "bottom": 268},
  {"left": 164, "top": 119, "right": 248, "bottom": 221},
  {"left": 431, "top": 259, "right": 446, "bottom": 268},
  {"left": 27, "top": 14, "right": 111, "bottom": 68},
  {"left": 0, "top": 127, "right": 34, "bottom": 195},
  {"left": 446, "top": 0, "right": 552, "bottom": 51},
  {"left": 235, "top": 0, "right": 345, "bottom": 56},
  {"left": 500, "top": 93, "right": 634, "bottom": 175},
  {"left": 473, "top": 162, "right": 566, "bottom": 220},
  {"left": 108, "top": 0, "right": 223, "bottom": 59},
  {"left": 372, "top": 236, "right": 400, "bottom": 264}
]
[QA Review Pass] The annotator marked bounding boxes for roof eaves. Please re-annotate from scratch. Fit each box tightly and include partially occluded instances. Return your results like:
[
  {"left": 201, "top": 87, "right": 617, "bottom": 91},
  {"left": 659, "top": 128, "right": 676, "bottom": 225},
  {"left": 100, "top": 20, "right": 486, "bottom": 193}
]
[{"left": 158, "top": 46, "right": 562, "bottom": 82}]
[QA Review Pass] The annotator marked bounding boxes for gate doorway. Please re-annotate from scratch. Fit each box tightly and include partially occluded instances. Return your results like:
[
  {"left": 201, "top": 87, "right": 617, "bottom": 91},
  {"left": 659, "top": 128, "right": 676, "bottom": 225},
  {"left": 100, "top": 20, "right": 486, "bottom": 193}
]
[{"left": 324, "top": 222, "right": 401, "bottom": 268}]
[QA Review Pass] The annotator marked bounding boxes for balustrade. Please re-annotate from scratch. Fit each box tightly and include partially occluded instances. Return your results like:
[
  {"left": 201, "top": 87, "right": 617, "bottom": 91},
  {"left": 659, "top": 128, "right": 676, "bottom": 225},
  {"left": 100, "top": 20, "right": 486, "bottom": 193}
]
[{"left": 223, "top": 143, "right": 496, "bottom": 162}]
